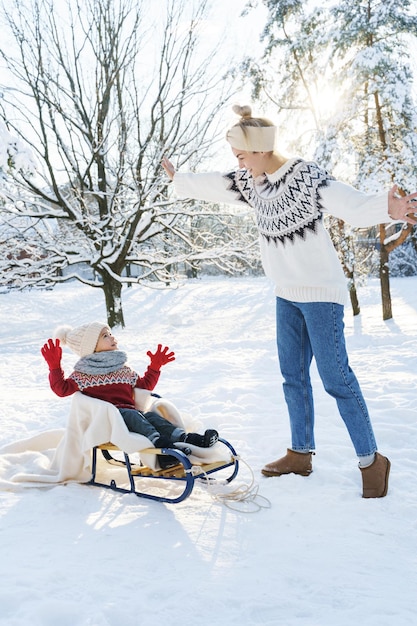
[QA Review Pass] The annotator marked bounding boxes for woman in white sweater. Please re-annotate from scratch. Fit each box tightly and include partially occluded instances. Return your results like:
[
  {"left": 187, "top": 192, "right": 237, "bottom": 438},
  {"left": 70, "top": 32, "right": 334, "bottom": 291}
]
[{"left": 162, "top": 104, "right": 417, "bottom": 498}]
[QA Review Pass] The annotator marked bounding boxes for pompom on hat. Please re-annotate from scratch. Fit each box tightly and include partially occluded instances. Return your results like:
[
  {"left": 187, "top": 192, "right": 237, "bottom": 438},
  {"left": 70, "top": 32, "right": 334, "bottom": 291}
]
[
  {"left": 54, "top": 322, "right": 107, "bottom": 357},
  {"left": 226, "top": 104, "right": 277, "bottom": 152}
]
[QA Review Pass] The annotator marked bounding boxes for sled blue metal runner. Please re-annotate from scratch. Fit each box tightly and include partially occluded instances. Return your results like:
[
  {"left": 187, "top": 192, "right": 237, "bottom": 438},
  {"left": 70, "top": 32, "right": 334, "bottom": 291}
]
[{"left": 89, "top": 438, "right": 240, "bottom": 504}]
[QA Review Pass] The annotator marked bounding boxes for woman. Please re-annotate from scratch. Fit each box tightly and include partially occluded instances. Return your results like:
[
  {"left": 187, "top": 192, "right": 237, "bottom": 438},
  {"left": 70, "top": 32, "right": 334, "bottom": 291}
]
[{"left": 162, "top": 104, "right": 417, "bottom": 498}]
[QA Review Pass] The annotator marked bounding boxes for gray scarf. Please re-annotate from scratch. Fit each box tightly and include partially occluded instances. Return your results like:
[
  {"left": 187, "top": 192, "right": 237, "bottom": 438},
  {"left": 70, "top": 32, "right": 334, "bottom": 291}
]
[{"left": 74, "top": 350, "right": 128, "bottom": 375}]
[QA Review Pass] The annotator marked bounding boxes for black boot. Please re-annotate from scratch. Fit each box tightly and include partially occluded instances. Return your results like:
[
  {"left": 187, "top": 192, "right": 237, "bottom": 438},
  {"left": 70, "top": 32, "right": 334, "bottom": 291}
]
[
  {"left": 154, "top": 436, "right": 178, "bottom": 470},
  {"left": 157, "top": 454, "right": 179, "bottom": 470},
  {"left": 184, "top": 429, "right": 219, "bottom": 448},
  {"left": 154, "top": 436, "right": 172, "bottom": 449}
]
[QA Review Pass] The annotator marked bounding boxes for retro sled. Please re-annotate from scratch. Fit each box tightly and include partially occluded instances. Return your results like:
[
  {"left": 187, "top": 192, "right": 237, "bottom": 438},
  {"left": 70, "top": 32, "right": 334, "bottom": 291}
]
[{"left": 85, "top": 389, "right": 240, "bottom": 504}]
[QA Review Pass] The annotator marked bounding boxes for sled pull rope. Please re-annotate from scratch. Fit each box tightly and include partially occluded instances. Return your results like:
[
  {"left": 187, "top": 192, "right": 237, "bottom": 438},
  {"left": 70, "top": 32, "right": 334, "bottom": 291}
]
[
  {"left": 197, "top": 457, "right": 271, "bottom": 514},
  {"left": 189, "top": 453, "right": 240, "bottom": 478}
]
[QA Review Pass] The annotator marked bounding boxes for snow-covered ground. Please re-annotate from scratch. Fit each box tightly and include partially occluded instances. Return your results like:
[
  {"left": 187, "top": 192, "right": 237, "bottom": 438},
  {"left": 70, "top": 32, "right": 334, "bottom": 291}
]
[{"left": 1, "top": 275, "right": 416, "bottom": 626}]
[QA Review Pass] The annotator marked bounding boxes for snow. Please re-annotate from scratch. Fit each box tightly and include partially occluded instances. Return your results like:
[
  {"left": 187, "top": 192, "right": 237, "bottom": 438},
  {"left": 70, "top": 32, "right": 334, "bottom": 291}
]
[
  {"left": 0, "top": 120, "right": 35, "bottom": 176},
  {"left": 1, "top": 275, "right": 417, "bottom": 626}
]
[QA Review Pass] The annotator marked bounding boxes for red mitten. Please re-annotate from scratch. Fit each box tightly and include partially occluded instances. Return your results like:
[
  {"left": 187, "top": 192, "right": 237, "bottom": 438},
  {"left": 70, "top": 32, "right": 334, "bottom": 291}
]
[
  {"left": 147, "top": 344, "right": 175, "bottom": 371},
  {"left": 41, "top": 338, "right": 62, "bottom": 370}
]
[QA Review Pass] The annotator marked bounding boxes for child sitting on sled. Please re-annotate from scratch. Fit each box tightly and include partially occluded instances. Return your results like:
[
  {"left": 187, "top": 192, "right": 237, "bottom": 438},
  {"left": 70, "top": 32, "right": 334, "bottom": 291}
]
[{"left": 41, "top": 322, "right": 219, "bottom": 468}]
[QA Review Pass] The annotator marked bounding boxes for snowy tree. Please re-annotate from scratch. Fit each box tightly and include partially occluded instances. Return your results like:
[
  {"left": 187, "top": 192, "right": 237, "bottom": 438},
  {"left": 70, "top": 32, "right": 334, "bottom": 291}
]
[
  {"left": 0, "top": 0, "right": 249, "bottom": 327},
  {"left": 0, "top": 120, "right": 36, "bottom": 176},
  {"left": 242, "top": 0, "right": 364, "bottom": 314},
  {"left": 243, "top": 0, "right": 329, "bottom": 145},
  {"left": 245, "top": 0, "right": 417, "bottom": 319},
  {"left": 388, "top": 231, "right": 417, "bottom": 277},
  {"left": 329, "top": 0, "right": 417, "bottom": 319}
]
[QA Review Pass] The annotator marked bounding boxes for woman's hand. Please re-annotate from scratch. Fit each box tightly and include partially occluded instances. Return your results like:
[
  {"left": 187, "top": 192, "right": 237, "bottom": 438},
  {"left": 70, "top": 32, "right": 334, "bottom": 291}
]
[
  {"left": 388, "top": 185, "right": 417, "bottom": 225},
  {"left": 161, "top": 156, "right": 176, "bottom": 181}
]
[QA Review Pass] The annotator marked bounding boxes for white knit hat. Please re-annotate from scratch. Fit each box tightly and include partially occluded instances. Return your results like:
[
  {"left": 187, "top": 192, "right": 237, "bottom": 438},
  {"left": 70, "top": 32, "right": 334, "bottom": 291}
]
[{"left": 54, "top": 322, "right": 107, "bottom": 357}]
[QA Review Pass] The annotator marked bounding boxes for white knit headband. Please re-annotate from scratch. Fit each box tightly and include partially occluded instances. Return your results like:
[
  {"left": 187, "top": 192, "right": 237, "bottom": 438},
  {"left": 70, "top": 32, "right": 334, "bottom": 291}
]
[{"left": 226, "top": 125, "right": 277, "bottom": 152}]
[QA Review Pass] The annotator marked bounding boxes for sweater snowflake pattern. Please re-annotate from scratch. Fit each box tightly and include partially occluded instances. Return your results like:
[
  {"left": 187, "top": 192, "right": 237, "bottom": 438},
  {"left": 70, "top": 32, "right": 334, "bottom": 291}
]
[
  {"left": 173, "top": 158, "right": 390, "bottom": 305},
  {"left": 224, "top": 159, "right": 327, "bottom": 245}
]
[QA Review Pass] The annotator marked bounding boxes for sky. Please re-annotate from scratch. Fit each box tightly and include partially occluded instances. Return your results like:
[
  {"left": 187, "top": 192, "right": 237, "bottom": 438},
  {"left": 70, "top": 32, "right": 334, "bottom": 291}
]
[{"left": 0, "top": 0, "right": 269, "bottom": 173}]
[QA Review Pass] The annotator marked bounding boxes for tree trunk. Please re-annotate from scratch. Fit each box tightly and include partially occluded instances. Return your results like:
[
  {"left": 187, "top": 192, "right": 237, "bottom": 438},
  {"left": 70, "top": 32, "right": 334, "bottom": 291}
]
[
  {"left": 379, "top": 224, "right": 392, "bottom": 320},
  {"left": 331, "top": 218, "right": 361, "bottom": 315},
  {"left": 348, "top": 280, "right": 360, "bottom": 316},
  {"left": 378, "top": 190, "right": 412, "bottom": 322},
  {"left": 101, "top": 272, "right": 125, "bottom": 328}
]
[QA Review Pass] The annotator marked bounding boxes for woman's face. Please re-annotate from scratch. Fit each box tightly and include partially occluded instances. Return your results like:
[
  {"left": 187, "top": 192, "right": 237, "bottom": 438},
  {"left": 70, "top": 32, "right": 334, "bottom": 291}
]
[{"left": 232, "top": 148, "right": 266, "bottom": 178}]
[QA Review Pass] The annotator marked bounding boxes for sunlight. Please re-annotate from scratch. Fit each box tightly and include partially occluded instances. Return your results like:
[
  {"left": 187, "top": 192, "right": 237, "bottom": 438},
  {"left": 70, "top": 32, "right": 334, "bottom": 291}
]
[{"left": 311, "top": 80, "right": 342, "bottom": 119}]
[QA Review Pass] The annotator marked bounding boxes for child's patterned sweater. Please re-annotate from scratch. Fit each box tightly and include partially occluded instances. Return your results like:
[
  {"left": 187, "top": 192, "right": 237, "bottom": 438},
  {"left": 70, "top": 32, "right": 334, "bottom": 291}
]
[{"left": 48, "top": 364, "right": 160, "bottom": 409}]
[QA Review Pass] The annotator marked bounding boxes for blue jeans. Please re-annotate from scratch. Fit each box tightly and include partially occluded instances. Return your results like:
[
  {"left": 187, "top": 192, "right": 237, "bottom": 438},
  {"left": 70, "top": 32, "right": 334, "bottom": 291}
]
[
  {"left": 276, "top": 297, "right": 377, "bottom": 458},
  {"left": 119, "top": 409, "right": 185, "bottom": 445}
]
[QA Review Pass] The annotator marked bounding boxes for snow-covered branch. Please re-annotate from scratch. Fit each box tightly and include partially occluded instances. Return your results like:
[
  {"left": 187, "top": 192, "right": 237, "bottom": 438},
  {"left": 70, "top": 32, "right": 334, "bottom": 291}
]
[{"left": 0, "top": 0, "right": 246, "bottom": 326}]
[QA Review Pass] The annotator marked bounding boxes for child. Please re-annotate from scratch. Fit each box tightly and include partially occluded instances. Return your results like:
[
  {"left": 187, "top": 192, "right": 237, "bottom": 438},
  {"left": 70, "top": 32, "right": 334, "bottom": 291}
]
[{"left": 41, "top": 322, "right": 219, "bottom": 468}]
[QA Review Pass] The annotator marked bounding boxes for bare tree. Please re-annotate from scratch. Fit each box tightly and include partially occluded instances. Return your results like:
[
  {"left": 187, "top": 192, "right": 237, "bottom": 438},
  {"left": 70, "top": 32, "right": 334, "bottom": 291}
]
[{"left": 0, "top": 0, "right": 246, "bottom": 326}]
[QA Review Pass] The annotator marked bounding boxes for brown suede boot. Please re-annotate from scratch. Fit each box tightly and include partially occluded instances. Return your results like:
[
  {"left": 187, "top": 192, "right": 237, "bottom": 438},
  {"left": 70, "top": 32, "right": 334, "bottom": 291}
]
[
  {"left": 360, "top": 452, "right": 391, "bottom": 498},
  {"left": 262, "top": 448, "right": 313, "bottom": 477}
]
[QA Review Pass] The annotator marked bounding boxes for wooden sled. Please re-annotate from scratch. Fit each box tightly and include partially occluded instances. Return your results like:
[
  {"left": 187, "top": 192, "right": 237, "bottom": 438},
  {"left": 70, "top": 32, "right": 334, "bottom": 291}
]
[{"left": 89, "top": 437, "right": 240, "bottom": 504}]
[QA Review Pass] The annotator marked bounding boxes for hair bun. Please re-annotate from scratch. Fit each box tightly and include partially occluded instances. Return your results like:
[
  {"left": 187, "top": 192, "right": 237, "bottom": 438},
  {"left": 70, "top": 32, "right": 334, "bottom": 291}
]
[{"left": 232, "top": 104, "right": 252, "bottom": 119}]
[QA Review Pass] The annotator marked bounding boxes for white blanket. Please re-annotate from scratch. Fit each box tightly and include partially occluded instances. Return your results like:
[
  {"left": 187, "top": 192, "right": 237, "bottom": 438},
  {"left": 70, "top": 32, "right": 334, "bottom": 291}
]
[{"left": 0, "top": 390, "right": 228, "bottom": 490}]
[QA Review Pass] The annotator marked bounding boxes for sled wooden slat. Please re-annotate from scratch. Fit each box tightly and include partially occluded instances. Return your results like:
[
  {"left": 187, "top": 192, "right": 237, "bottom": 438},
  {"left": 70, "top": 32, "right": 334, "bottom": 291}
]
[{"left": 89, "top": 438, "right": 239, "bottom": 503}]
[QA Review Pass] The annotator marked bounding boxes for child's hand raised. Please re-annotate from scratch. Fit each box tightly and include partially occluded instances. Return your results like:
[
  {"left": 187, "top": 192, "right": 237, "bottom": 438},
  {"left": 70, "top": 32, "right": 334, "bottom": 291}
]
[
  {"left": 147, "top": 344, "right": 175, "bottom": 371},
  {"left": 41, "top": 338, "right": 63, "bottom": 370}
]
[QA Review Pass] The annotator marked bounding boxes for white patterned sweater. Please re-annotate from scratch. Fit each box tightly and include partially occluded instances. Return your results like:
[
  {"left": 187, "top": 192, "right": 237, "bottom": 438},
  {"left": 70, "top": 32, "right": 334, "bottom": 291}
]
[{"left": 173, "top": 158, "right": 390, "bottom": 305}]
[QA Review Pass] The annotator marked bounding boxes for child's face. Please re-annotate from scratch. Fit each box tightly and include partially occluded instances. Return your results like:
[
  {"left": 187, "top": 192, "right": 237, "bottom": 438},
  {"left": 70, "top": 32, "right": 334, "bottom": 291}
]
[{"left": 95, "top": 327, "right": 118, "bottom": 352}]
